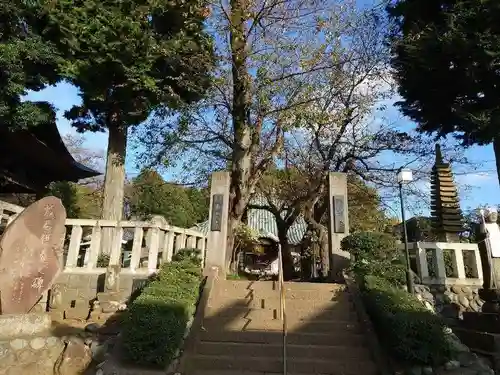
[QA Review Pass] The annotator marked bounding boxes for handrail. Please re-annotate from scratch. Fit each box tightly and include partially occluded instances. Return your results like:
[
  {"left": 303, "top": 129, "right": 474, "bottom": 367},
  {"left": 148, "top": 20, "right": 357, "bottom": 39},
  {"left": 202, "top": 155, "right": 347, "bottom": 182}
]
[{"left": 278, "top": 244, "right": 287, "bottom": 375}]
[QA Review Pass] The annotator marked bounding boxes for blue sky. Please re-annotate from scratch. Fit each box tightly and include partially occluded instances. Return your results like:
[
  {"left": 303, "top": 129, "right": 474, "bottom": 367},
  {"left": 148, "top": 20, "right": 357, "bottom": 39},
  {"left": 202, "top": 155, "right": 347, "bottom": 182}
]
[{"left": 25, "top": 81, "right": 500, "bottom": 218}]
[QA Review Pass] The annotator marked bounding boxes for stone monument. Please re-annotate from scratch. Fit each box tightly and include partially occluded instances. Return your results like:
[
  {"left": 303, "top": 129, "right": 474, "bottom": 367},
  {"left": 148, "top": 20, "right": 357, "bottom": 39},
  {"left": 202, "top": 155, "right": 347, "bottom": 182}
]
[
  {"left": 0, "top": 196, "right": 66, "bottom": 314},
  {"left": 327, "top": 172, "right": 350, "bottom": 281},
  {"left": 459, "top": 208, "right": 500, "bottom": 368},
  {"left": 206, "top": 171, "right": 230, "bottom": 275},
  {"left": 477, "top": 208, "right": 500, "bottom": 312}
]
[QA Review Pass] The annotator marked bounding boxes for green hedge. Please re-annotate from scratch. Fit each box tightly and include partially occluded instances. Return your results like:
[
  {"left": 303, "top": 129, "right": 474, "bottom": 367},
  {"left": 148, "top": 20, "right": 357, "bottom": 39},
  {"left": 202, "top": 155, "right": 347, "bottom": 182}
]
[
  {"left": 341, "top": 232, "right": 406, "bottom": 286},
  {"left": 362, "top": 275, "right": 452, "bottom": 365},
  {"left": 122, "top": 251, "right": 203, "bottom": 367},
  {"left": 342, "top": 232, "right": 453, "bottom": 366}
]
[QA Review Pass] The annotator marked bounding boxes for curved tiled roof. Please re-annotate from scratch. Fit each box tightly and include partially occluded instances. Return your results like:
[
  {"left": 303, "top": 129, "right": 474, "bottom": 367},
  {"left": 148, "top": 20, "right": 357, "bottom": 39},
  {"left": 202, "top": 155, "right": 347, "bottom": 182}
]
[{"left": 192, "top": 195, "right": 307, "bottom": 245}]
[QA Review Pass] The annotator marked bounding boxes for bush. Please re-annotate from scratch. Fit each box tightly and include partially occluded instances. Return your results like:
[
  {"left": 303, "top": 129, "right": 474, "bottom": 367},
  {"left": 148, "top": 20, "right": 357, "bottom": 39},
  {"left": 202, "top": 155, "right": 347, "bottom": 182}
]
[
  {"left": 122, "top": 257, "right": 202, "bottom": 367},
  {"left": 341, "top": 232, "right": 406, "bottom": 286},
  {"left": 172, "top": 248, "right": 202, "bottom": 265},
  {"left": 362, "top": 275, "right": 452, "bottom": 365},
  {"left": 97, "top": 253, "right": 110, "bottom": 268}
]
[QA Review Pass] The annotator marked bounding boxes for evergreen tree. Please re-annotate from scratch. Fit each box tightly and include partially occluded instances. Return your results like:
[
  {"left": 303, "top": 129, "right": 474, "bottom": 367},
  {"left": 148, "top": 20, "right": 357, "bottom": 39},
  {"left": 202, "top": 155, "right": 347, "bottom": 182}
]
[
  {"left": 129, "top": 169, "right": 208, "bottom": 228},
  {"left": 388, "top": 0, "right": 500, "bottom": 183},
  {"left": 42, "top": 0, "right": 214, "bottom": 227},
  {"left": 0, "top": 0, "right": 60, "bottom": 128}
]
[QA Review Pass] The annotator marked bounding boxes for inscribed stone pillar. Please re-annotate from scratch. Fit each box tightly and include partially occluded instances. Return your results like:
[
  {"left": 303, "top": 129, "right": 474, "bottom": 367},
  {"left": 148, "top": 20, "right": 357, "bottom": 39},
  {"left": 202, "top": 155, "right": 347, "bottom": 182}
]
[
  {"left": 328, "top": 172, "right": 350, "bottom": 280},
  {"left": 205, "top": 171, "right": 230, "bottom": 275}
]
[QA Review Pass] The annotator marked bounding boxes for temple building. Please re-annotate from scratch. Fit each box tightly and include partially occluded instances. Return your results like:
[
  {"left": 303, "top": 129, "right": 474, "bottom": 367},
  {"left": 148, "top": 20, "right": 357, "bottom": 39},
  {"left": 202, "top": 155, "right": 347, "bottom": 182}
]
[
  {"left": 0, "top": 121, "right": 100, "bottom": 195},
  {"left": 430, "top": 144, "right": 464, "bottom": 242}
]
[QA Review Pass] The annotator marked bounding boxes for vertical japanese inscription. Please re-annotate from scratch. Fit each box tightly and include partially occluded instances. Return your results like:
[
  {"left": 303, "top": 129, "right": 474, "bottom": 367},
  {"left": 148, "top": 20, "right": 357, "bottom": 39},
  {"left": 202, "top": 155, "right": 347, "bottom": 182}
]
[
  {"left": 210, "top": 194, "right": 224, "bottom": 232},
  {"left": 0, "top": 196, "right": 66, "bottom": 314},
  {"left": 333, "top": 195, "right": 346, "bottom": 234},
  {"left": 39, "top": 203, "right": 55, "bottom": 273}
]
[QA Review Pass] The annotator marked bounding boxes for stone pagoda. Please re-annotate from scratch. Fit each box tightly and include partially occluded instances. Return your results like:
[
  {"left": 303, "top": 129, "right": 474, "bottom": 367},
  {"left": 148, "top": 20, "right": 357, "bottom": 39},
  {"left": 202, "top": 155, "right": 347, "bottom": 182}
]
[{"left": 430, "top": 144, "right": 463, "bottom": 242}]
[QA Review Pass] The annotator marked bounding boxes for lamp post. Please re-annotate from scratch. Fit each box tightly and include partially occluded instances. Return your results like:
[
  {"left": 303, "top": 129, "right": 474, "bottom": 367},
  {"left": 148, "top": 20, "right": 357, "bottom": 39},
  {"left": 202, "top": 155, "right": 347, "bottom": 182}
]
[{"left": 397, "top": 168, "right": 414, "bottom": 294}]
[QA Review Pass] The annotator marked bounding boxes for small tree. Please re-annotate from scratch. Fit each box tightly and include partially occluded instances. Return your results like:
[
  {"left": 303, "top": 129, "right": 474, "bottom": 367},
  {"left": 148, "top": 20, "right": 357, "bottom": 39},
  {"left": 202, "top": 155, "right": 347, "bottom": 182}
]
[
  {"left": 232, "top": 223, "right": 261, "bottom": 273},
  {"left": 341, "top": 232, "right": 405, "bottom": 286},
  {"left": 128, "top": 168, "right": 207, "bottom": 228}
]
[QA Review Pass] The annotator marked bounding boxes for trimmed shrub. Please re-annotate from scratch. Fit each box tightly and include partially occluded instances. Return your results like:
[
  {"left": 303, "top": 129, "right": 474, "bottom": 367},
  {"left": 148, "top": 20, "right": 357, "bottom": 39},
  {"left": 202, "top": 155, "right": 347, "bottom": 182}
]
[
  {"left": 172, "top": 247, "right": 202, "bottom": 265},
  {"left": 362, "top": 275, "right": 452, "bottom": 365},
  {"left": 341, "top": 232, "right": 406, "bottom": 286},
  {"left": 122, "top": 257, "right": 202, "bottom": 367}
]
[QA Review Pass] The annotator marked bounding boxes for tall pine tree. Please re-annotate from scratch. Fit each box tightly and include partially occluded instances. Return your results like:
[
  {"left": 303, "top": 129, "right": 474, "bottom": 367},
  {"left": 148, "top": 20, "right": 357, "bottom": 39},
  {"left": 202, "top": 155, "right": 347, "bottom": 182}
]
[
  {"left": 41, "top": 0, "right": 214, "bottom": 252},
  {"left": 388, "top": 0, "right": 500, "bottom": 184},
  {"left": 0, "top": 0, "right": 60, "bottom": 128}
]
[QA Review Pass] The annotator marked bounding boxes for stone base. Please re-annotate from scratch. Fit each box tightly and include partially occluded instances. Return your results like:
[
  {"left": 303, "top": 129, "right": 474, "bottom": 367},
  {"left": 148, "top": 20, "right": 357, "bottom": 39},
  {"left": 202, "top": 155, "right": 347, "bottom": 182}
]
[
  {"left": 0, "top": 313, "right": 51, "bottom": 340},
  {"left": 479, "top": 289, "right": 500, "bottom": 313},
  {"left": 478, "top": 288, "right": 500, "bottom": 302},
  {"left": 0, "top": 334, "right": 91, "bottom": 375},
  {"left": 462, "top": 312, "right": 500, "bottom": 334},
  {"left": 97, "top": 292, "right": 127, "bottom": 304},
  {"left": 0, "top": 335, "right": 65, "bottom": 375},
  {"left": 62, "top": 300, "right": 92, "bottom": 320},
  {"left": 96, "top": 293, "right": 127, "bottom": 314},
  {"left": 414, "top": 284, "right": 484, "bottom": 317},
  {"left": 455, "top": 326, "right": 500, "bottom": 358}
]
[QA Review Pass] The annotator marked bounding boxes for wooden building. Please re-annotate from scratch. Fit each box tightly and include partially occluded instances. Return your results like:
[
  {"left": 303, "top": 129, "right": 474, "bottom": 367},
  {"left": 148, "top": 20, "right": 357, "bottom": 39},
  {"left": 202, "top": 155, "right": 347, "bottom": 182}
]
[{"left": 0, "top": 122, "right": 100, "bottom": 195}]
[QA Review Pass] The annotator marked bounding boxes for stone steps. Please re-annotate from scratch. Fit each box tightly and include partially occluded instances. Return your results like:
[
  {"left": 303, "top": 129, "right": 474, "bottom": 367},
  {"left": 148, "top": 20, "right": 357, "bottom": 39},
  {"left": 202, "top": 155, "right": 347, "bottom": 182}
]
[
  {"left": 212, "top": 281, "right": 346, "bottom": 301},
  {"left": 214, "top": 280, "right": 345, "bottom": 291},
  {"left": 182, "top": 280, "right": 378, "bottom": 375},
  {"left": 207, "top": 296, "right": 351, "bottom": 311},
  {"left": 196, "top": 341, "right": 371, "bottom": 360},
  {"left": 185, "top": 354, "right": 378, "bottom": 375},
  {"left": 189, "top": 372, "right": 326, "bottom": 375},
  {"left": 204, "top": 305, "right": 354, "bottom": 320},
  {"left": 202, "top": 316, "right": 361, "bottom": 333},
  {"left": 198, "top": 329, "right": 367, "bottom": 346}
]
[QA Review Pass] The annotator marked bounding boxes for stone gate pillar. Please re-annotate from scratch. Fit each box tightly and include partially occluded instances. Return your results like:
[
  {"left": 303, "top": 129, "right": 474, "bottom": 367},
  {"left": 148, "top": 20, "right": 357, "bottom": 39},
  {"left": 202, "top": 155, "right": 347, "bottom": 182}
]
[
  {"left": 328, "top": 172, "right": 350, "bottom": 280},
  {"left": 205, "top": 171, "right": 230, "bottom": 275}
]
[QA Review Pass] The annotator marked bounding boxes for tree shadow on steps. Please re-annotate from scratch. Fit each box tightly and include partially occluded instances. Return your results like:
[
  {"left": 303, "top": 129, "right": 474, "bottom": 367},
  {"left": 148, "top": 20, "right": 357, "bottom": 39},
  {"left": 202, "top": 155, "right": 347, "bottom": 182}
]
[{"left": 175, "top": 279, "right": 387, "bottom": 375}]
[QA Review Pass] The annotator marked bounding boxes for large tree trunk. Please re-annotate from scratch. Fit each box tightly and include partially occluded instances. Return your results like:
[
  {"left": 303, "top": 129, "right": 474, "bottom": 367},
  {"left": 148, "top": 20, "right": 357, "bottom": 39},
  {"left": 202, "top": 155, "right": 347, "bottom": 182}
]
[
  {"left": 493, "top": 137, "right": 500, "bottom": 187},
  {"left": 300, "top": 227, "right": 314, "bottom": 280},
  {"left": 227, "top": 143, "right": 252, "bottom": 271},
  {"left": 101, "top": 124, "right": 127, "bottom": 255},
  {"left": 304, "top": 200, "right": 330, "bottom": 279},
  {"left": 276, "top": 220, "right": 295, "bottom": 280},
  {"left": 226, "top": 0, "right": 252, "bottom": 272}
]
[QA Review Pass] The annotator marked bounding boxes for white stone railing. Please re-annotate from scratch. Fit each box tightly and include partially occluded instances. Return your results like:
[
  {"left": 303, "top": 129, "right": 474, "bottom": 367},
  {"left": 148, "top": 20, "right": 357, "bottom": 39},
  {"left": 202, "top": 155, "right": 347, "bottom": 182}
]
[
  {"left": 407, "top": 242, "right": 483, "bottom": 286},
  {"left": 63, "top": 219, "right": 207, "bottom": 275}
]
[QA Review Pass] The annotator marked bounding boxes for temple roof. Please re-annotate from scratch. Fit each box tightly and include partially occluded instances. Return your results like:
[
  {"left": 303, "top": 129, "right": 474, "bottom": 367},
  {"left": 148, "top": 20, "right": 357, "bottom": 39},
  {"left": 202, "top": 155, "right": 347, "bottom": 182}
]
[
  {"left": 192, "top": 195, "right": 307, "bottom": 245},
  {"left": 0, "top": 122, "right": 101, "bottom": 193}
]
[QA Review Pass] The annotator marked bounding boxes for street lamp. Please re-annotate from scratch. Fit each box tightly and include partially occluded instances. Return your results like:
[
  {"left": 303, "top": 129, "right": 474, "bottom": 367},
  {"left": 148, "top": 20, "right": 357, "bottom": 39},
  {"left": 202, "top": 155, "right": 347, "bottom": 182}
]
[{"left": 397, "top": 168, "right": 414, "bottom": 294}]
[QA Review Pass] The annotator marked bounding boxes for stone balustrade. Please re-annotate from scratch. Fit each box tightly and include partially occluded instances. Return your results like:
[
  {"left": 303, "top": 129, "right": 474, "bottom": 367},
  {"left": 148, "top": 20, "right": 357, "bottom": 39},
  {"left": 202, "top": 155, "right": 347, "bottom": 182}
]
[
  {"left": 0, "top": 200, "right": 23, "bottom": 227},
  {"left": 0, "top": 199, "right": 207, "bottom": 275},
  {"left": 63, "top": 218, "right": 207, "bottom": 275},
  {"left": 408, "top": 242, "right": 483, "bottom": 286}
]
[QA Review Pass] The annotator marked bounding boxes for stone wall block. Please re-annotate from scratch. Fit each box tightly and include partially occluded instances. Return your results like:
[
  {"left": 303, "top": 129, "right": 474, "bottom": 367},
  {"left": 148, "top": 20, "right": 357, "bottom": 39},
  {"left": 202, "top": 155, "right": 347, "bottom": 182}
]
[
  {"left": 414, "top": 283, "right": 484, "bottom": 316},
  {"left": 68, "top": 274, "right": 92, "bottom": 289}
]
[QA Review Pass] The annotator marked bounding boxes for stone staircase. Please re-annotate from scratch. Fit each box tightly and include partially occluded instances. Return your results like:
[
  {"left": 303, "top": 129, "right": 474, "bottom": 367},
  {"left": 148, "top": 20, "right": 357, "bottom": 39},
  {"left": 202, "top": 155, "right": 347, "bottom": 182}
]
[{"left": 180, "top": 279, "right": 379, "bottom": 375}]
